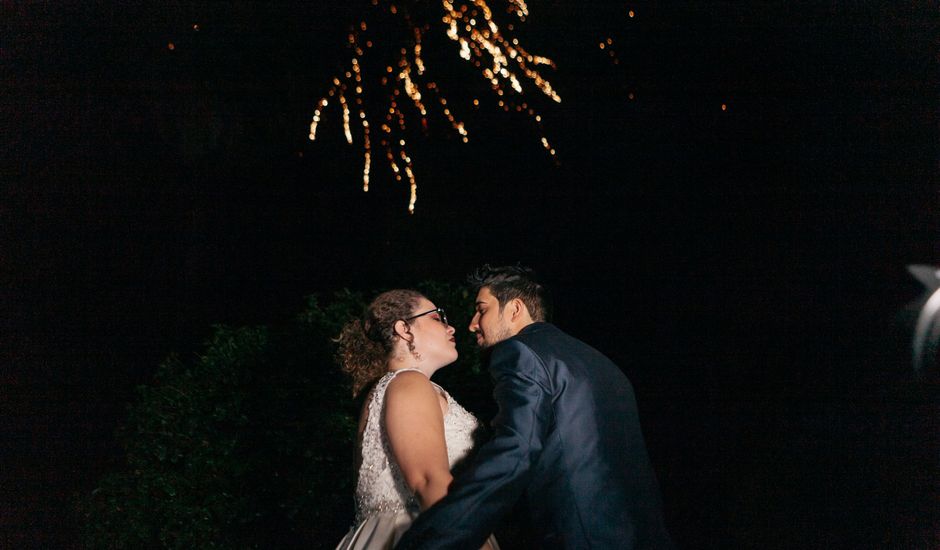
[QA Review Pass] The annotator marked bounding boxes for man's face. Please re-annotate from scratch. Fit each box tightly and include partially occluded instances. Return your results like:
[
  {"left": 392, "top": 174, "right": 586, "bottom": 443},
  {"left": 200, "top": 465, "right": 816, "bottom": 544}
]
[{"left": 469, "top": 287, "right": 514, "bottom": 348}]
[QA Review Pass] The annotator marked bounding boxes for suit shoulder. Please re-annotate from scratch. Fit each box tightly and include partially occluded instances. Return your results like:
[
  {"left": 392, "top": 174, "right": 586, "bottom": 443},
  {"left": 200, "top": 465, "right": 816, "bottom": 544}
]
[
  {"left": 489, "top": 338, "right": 550, "bottom": 381},
  {"left": 513, "top": 323, "right": 585, "bottom": 357},
  {"left": 490, "top": 337, "right": 538, "bottom": 362}
]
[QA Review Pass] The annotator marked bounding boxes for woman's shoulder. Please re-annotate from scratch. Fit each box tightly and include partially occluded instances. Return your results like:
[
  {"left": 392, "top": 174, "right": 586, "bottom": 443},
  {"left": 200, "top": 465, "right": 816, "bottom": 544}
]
[
  {"left": 384, "top": 370, "right": 446, "bottom": 418},
  {"left": 385, "top": 369, "right": 434, "bottom": 395}
]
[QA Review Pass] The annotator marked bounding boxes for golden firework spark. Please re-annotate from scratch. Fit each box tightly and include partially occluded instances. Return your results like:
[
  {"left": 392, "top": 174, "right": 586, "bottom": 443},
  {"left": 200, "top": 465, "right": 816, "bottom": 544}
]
[{"left": 308, "top": 0, "right": 560, "bottom": 213}]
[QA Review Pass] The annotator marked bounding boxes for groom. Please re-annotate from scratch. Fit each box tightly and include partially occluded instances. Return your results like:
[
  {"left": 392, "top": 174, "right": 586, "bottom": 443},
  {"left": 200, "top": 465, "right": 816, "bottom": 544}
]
[{"left": 397, "top": 265, "right": 673, "bottom": 549}]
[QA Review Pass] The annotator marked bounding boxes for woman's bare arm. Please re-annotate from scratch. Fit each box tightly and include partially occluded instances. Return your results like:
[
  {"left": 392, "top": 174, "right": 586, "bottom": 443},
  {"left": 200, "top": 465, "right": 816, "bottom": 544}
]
[{"left": 385, "top": 371, "right": 452, "bottom": 510}]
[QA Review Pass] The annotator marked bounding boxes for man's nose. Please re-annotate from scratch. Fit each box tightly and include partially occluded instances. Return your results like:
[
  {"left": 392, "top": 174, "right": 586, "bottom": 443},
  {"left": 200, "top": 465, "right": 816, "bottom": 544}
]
[{"left": 468, "top": 314, "right": 479, "bottom": 332}]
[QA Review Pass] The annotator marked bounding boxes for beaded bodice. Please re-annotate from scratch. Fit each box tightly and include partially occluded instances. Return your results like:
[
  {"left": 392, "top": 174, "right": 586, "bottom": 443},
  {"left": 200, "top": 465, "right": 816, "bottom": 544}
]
[{"left": 353, "top": 368, "right": 481, "bottom": 524}]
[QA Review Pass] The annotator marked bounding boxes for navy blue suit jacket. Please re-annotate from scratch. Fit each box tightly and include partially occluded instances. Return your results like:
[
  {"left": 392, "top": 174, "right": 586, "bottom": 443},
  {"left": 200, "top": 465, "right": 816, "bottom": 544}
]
[{"left": 396, "top": 323, "right": 673, "bottom": 549}]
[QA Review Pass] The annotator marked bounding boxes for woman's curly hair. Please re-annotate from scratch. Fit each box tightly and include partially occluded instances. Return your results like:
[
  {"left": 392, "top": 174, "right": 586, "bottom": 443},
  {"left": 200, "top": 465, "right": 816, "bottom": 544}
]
[{"left": 336, "top": 289, "right": 424, "bottom": 397}]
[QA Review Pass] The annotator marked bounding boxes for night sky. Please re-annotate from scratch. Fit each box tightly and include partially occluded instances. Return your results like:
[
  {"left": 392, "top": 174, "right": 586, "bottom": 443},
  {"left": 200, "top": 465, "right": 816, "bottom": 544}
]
[{"left": 3, "top": 2, "right": 938, "bottom": 547}]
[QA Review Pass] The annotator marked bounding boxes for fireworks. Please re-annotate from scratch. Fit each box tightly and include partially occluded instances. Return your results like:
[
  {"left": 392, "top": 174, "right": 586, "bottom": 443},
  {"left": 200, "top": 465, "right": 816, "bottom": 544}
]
[
  {"left": 307, "top": 0, "right": 561, "bottom": 213},
  {"left": 599, "top": 37, "right": 620, "bottom": 65}
]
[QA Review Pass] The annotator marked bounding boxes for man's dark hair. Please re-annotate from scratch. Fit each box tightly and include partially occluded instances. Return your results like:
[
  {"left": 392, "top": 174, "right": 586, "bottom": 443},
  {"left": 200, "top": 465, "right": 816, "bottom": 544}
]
[{"left": 468, "top": 264, "right": 551, "bottom": 322}]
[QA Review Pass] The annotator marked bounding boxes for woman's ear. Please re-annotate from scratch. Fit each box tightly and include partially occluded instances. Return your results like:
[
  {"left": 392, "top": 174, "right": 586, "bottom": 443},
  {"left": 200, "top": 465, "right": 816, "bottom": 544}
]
[{"left": 393, "top": 319, "right": 413, "bottom": 342}]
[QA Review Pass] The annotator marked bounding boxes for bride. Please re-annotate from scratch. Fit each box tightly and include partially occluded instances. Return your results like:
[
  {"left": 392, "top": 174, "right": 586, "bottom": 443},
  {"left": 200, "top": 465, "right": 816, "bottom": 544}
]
[{"left": 334, "top": 289, "right": 497, "bottom": 550}]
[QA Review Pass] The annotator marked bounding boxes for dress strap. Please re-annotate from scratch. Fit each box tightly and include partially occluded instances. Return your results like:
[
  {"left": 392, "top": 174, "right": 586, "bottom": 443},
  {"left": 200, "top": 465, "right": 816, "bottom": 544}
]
[{"left": 388, "top": 367, "right": 426, "bottom": 378}]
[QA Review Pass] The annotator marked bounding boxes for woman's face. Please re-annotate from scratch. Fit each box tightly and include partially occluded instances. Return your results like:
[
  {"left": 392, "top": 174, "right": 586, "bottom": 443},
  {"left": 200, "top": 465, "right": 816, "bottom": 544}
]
[{"left": 407, "top": 297, "right": 457, "bottom": 368}]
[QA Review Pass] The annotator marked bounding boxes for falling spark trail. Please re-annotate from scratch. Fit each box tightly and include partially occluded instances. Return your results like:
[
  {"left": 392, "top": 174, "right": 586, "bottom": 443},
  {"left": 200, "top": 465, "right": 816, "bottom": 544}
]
[{"left": 308, "top": 0, "right": 561, "bottom": 212}]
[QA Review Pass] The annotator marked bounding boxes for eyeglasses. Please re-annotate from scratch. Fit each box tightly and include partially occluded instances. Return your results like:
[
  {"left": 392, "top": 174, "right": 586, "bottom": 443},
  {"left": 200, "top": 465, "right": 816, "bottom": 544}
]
[{"left": 403, "top": 307, "right": 448, "bottom": 327}]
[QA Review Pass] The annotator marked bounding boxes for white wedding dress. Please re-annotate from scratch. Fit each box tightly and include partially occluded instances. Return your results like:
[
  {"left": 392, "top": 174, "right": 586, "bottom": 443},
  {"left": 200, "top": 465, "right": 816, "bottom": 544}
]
[{"left": 335, "top": 368, "right": 498, "bottom": 549}]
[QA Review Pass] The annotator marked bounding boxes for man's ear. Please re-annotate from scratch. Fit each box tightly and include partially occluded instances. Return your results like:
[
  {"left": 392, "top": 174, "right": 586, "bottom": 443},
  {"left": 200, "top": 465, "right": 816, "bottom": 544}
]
[{"left": 509, "top": 298, "right": 528, "bottom": 322}]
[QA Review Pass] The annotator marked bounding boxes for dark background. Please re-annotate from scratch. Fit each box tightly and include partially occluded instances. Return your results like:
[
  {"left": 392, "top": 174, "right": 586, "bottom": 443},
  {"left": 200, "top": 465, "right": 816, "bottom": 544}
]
[{"left": 3, "top": 1, "right": 938, "bottom": 547}]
